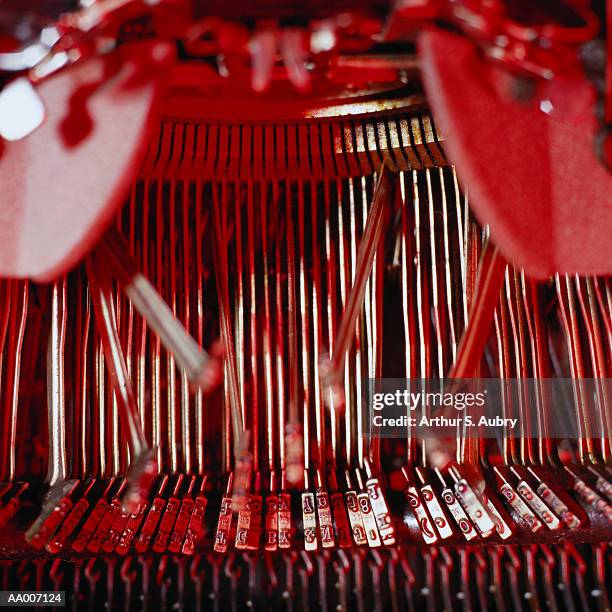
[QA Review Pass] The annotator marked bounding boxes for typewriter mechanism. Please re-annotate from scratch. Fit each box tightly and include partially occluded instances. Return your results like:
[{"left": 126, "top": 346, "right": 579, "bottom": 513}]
[{"left": 0, "top": 1, "right": 611, "bottom": 610}]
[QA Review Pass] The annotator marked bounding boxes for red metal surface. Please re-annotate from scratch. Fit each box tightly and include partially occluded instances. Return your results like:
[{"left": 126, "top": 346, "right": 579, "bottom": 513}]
[
  {"left": 419, "top": 28, "right": 612, "bottom": 278},
  {"left": 0, "top": 41, "right": 172, "bottom": 281}
]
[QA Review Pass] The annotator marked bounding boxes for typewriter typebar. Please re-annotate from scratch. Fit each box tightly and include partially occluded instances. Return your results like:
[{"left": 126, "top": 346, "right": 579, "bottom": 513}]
[{"left": 0, "top": 1, "right": 610, "bottom": 610}]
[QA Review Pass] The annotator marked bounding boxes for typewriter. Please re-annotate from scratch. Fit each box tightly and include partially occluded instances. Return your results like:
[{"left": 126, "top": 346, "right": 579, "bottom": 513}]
[{"left": 0, "top": 0, "right": 610, "bottom": 609}]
